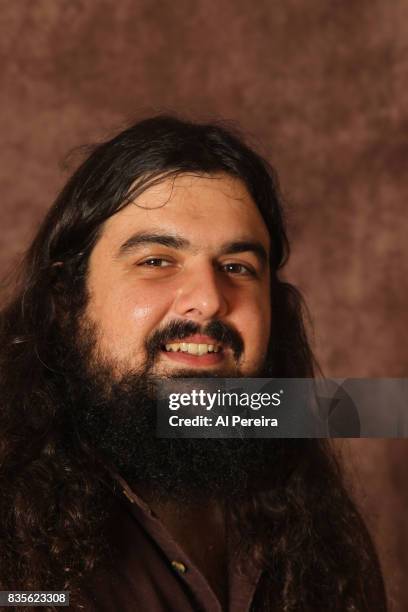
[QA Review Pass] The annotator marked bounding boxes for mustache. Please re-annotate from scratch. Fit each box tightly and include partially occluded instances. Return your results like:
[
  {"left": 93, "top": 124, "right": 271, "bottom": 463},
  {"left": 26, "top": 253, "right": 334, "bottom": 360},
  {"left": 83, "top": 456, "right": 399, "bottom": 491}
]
[{"left": 145, "top": 319, "right": 244, "bottom": 363}]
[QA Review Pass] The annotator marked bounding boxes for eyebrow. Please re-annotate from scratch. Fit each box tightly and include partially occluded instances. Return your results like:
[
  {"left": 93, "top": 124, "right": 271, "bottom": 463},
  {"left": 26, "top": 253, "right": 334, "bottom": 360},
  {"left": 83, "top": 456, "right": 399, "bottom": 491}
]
[
  {"left": 117, "top": 231, "right": 268, "bottom": 266},
  {"left": 117, "top": 232, "right": 189, "bottom": 256},
  {"left": 218, "top": 240, "right": 268, "bottom": 266}
]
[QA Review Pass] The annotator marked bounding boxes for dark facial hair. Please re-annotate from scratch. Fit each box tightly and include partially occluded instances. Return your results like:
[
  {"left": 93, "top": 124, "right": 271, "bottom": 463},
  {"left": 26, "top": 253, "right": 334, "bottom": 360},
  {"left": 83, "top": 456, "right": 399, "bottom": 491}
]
[{"left": 63, "top": 316, "right": 274, "bottom": 504}]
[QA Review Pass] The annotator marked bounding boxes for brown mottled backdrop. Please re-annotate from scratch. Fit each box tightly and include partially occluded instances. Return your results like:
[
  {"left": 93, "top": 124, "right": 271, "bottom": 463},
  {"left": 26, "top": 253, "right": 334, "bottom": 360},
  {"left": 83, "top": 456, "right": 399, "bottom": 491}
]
[{"left": 1, "top": 1, "right": 407, "bottom": 608}]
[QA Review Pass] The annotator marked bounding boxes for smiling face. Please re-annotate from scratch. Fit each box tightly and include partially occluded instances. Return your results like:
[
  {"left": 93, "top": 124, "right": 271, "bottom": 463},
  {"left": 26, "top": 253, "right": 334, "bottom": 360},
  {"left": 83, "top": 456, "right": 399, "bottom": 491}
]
[{"left": 83, "top": 173, "right": 271, "bottom": 379}]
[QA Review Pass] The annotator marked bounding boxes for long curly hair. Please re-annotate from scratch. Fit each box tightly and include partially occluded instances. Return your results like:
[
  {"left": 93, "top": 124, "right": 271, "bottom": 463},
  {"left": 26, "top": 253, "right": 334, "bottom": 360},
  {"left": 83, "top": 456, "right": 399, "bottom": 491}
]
[{"left": 0, "top": 116, "right": 386, "bottom": 610}]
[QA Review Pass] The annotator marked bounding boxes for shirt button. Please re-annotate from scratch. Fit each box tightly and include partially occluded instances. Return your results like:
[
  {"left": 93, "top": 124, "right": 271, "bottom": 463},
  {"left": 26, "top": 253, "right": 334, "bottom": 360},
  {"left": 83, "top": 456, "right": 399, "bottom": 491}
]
[
  {"left": 122, "top": 489, "right": 135, "bottom": 504},
  {"left": 171, "top": 560, "right": 187, "bottom": 574}
]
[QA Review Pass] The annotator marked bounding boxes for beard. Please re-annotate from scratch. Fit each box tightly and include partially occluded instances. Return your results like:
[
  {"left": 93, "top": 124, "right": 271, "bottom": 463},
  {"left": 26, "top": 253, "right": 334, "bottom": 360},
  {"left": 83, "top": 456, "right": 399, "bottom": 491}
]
[{"left": 61, "top": 312, "right": 275, "bottom": 504}]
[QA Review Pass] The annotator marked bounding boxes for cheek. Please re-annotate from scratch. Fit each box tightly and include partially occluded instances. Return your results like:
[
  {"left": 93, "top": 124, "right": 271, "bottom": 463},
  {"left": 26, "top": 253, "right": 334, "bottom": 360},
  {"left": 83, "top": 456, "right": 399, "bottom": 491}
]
[
  {"left": 235, "top": 294, "right": 271, "bottom": 363},
  {"left": 251, "top": 314, "right": 271, "bottom": 359},
  {"left": 252, "top": 299, "right": 271, "bottom": 357},
  {"left": 127, "top": 284, "right": 174, "bottom": 326},
  {"left": 129, "top": 302, "right": 156, "bottom": 326},
  {"left": 89, "top": 285, "right": 173, "bottom": 361},
  {"left": 115, "top": 288, "right": 171, "bottom": 345}
]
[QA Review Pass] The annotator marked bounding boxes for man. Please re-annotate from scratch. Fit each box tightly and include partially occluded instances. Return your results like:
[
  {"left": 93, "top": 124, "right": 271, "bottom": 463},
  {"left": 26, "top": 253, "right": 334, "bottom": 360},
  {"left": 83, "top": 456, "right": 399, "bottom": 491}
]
[{"left": 0, "top": 116, "right": 386, "bottom": 611}]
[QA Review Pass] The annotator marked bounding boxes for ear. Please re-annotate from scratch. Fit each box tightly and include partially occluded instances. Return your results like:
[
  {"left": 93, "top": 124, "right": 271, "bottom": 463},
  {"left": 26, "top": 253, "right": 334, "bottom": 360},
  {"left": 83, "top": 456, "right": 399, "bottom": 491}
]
[
  {"left": 49, "top": 262, "right": 71, "bottom": 326},
  {"left": 49, "top": 261, "right": 65, "bottom": 294}
]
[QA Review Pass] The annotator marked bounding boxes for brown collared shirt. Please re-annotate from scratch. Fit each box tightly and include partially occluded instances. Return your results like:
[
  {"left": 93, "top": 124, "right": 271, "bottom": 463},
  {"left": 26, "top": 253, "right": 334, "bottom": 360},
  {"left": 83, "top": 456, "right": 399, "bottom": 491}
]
[{"left": 75, "top": 477, "right": 261, "bottom": 612}]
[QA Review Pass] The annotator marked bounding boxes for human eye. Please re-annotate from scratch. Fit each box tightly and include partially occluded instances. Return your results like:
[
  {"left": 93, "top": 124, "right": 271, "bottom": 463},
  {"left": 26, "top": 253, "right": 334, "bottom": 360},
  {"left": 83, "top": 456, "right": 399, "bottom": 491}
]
[
  {"left": 221, "top": 262, "right": 257, "bottom": 277},
  {"left": 138, "top": 257, "right": 173, "bottom": 268}
]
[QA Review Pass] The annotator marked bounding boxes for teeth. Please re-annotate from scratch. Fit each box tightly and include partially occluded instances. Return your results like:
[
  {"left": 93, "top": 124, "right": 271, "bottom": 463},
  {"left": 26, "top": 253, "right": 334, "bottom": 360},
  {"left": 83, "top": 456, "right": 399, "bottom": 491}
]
[
  {"left": 164, "top": 342, "right": 221, "bottom": 355},
  {"left": 165, "top": 343, "right": 181, "bottom": 351},
  {"left": 197, "top": 344, "right": 207, "bottom": 355},
  {"left": 188, "top": 343, "right": 198, "bottom": 355}
]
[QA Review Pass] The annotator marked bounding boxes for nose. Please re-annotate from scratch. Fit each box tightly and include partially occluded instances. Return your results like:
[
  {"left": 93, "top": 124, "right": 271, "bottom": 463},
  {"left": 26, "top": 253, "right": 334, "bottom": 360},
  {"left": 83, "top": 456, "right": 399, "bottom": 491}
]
[{"left": 172, "top": 262, "right": 228, "bottom": 322}]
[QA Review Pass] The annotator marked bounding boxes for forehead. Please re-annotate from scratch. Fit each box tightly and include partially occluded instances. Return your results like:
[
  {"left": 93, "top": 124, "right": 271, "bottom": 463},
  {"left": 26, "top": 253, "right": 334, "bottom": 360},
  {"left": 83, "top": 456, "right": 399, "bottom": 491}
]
[{"left": 98, "top": 173, "right": 270, "bottom": 250}]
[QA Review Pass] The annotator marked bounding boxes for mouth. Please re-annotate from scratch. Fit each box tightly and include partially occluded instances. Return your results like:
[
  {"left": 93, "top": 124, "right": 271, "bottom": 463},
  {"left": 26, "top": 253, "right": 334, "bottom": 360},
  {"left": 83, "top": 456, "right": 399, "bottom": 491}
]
[{"left": 160, "top": 335, "right": 226, "bottom": 367}]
